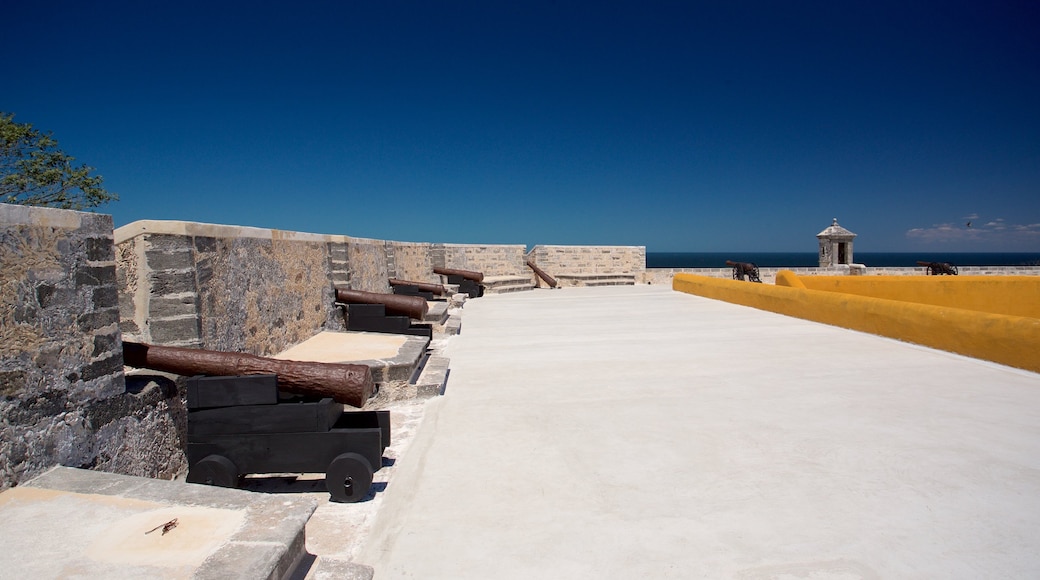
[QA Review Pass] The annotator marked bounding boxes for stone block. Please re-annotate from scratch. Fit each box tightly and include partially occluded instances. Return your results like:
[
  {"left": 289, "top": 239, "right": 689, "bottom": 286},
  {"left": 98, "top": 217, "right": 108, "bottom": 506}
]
[
  {"left": 84, "top": 236, "right": 114, "bottom": 261},
  {"left": 146, "top": 233, "right": 192, "bottom": 252},
  {"left": 151, "top": 295, "right": 198, "bottom": 319},
  {"left": 76, "top": 352, "right": 123, "bottom": 383},
  {"left": 91, "top": 331, "right": 120, "bottom": 357},
  {"left": 92, "top": 285, "right": 118, "bottom": 309},
  {"left": 75, "top": 265, "right": 117, "bottom": 288},
  {"left": 150, "top": 316, "right": 201, "bottom": 344},
  {"left": 145, "top": 248, "right": 194, "bottom": 270},
  {"left": 77, "top": 307, "right": 120, "bottom": 333},
  {"left": 150, "top": 270, "right": 196, "bottom": 295},
  {"left": 193, "top": 236, "right": 216, "bottom": 253}
]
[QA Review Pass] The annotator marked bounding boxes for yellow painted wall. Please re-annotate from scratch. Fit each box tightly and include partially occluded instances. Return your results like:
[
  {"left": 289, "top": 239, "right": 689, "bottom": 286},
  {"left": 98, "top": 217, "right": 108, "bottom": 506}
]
[
  {"left": 781, "top": 274, "right": 1040, "bottom": 318},
  {"left": 672, "top": 273, "right": 1040, "bottom": 374}
]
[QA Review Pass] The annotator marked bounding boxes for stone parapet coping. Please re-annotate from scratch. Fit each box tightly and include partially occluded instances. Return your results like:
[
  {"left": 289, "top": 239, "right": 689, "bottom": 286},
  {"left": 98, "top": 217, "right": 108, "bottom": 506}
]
[{"left": 114, "top": 219, "right": 351, "bottom": 245}]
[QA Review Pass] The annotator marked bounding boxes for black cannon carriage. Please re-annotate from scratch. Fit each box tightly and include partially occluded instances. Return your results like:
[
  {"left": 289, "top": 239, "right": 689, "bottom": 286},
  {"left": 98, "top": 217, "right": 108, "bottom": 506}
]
[{"left": 185, "top": 374, "right": 390, "bottom": 503}]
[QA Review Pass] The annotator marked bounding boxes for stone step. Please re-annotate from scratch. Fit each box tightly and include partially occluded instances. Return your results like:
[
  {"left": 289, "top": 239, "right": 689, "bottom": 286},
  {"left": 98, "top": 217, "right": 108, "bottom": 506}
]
[
  {"left": 555, "top": 273, "right": 636, "bottom": 287},
  {"left": 482, "top": 275, "right": 536, "bottom": 294}
]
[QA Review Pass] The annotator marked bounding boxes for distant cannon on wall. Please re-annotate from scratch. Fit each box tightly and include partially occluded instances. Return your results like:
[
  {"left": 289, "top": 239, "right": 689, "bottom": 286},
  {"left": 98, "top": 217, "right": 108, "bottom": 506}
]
[
  {"left": 388, "top": 278, "right": 448, "bottom": 297},
  {"left": 433, "top": 267, "right": 485, "bottom": 298},
  {"left": 526, "top": 260, "right": 558, "bottom": 288},
  {"left": 917, "top": 261, "right": 959, "bottom": 276},
  {"left": 726, "top": 260, "right": 762, "bottom": 283},
  {"left": 334, "top": 288, "right": 433, "bottom": 337}
]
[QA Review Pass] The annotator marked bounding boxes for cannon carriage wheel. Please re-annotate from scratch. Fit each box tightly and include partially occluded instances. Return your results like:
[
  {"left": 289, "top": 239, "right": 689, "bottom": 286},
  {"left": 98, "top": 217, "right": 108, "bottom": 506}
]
[
  {"left": 326, "top": 453, "right": 374, "bottom": 503},
  {"left": 187, "top": 454, "right": 240, "bottom": 488}
]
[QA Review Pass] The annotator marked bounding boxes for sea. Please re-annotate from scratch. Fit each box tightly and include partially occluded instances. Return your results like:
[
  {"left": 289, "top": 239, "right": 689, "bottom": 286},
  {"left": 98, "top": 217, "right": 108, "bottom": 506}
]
[{"left": 646, "top": 252, "right": 1040, "bottom": 269}]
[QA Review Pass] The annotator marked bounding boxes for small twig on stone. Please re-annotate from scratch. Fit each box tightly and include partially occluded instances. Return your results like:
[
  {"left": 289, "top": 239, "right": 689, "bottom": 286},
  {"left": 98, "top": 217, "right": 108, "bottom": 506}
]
[{"left": 145, "top": 518, "right": 179, "bottom": 535}]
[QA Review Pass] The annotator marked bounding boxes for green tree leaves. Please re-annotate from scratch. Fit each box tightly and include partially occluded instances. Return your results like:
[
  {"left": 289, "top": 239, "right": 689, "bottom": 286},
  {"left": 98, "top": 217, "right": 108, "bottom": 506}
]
[{"left": 1, "top": 112, "right": 117, "bottom": 210}]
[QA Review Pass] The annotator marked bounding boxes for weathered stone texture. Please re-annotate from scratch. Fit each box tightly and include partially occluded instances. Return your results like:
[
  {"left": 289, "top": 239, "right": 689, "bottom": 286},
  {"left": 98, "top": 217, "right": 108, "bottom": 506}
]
[
  {"left": 0, "top": 204, "right": 183, "bottom": 490},
  {"left": 116, "top": 234, "right": 142, "bottom": 338},
  {"left": 192, "top": 235, "right": 335, "bottom": 356},
  {"left": 529, "top": 245, "right": 646, "bottom": 275},
  {"left": 441, "top": 244, "right": 527, "bottom": 276},
  {"left": 347, "top": 238, "right": 392, "bottom": 293},
  {"left": 389, "top": 241, "right": 436, "bottom": 283}
]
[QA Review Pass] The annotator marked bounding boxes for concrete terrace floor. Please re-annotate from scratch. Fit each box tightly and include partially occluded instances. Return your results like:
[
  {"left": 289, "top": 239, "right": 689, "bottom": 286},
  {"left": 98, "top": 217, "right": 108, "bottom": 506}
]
[{"left": 357, "top": 284, "right": 1040, "bottom": 579}]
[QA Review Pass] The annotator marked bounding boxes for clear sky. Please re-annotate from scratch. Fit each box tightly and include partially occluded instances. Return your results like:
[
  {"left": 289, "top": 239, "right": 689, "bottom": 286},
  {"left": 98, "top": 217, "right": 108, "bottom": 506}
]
[{"left": 5, "top": 1, "right": 1039, "bottom": 252}]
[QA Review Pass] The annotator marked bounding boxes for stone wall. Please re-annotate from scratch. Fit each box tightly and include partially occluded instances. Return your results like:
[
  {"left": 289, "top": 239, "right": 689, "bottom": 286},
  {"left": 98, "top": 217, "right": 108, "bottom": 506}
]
[
  {"left": 115, "top": 224, "right": 533, "bottom": 349},
  {"left": 438, "top": 243, "right": 528, "bottom": 276},
  {"left": 1, "top": 203, "right": 183, "bottom": 490},
  {"left": 345, "top": 237, "right": 393, "bottom": 294},
  {"left": 116, "top": 221, "right": 346, "bottom": 356},
  {"left": 387, "top": 240, "right": 436, "bottom": 283},
  {"left": 529, "top": 245, "right": 646, "bottom": 275}
]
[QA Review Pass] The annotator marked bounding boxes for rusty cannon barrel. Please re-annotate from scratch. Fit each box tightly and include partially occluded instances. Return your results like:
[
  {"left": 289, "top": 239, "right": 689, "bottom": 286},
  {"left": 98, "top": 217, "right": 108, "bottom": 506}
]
[
  {"left": 388, "top": 278, "right": 447, "bottom": 296},
  {"left": 916, "top": 261, "right": 959, "bottom": 275},
  {"left": 433, "top": 266, "right": 484, "bottom": 283},
  {"left": 335, "top": 288, "right": 429, "bottom": 320},
  {"left": 123, "top": 342, "right": 374, "bottom": 408},
  {"left": 525, "top": 260, "right": 558, "bottom": 288}
]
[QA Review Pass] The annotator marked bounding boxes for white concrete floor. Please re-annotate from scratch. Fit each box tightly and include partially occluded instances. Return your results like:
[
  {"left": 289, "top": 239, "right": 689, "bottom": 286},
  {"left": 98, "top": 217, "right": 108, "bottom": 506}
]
[{"left": 357, "top": 285, "right": 1040, "bottom": 579}]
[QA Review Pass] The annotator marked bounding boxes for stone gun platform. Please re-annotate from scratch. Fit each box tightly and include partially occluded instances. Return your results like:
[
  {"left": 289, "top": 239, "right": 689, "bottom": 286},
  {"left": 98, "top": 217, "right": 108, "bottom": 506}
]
[{"left": 273, "top": 331, "right": 444, "bottom": 403}]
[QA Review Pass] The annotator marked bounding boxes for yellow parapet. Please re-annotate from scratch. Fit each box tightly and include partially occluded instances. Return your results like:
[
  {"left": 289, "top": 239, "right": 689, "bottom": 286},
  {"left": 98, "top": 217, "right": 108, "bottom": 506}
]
[
  {"left": 788, "top": 275, "right": 1040, "bottom": 318},
  {"left": 672, "top": 272, "right": 1040, "bottom": 374}
]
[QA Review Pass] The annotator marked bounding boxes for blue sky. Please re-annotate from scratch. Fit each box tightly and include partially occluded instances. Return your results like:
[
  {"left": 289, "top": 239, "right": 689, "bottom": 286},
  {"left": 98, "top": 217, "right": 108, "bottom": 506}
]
[{"left": 5, "top": 1, "right": 1039, "bottom": 252}]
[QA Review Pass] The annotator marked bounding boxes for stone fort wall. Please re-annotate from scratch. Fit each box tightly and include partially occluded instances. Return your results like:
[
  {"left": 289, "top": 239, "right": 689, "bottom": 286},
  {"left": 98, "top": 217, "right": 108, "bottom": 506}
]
[{"left": 1, "top": 205, "right": 183, "bottom": 490}]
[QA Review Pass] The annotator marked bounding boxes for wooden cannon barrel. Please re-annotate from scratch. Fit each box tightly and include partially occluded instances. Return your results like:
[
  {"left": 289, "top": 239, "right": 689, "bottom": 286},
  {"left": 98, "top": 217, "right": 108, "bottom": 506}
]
[
  {"left": 525, "top": 260, "right": 558, "bottom": 288},
  {"left": 433, "top": 266, "right": 484, "bottom": 283},
  {"left": 123, "top": 342, "right": 374, "bottom": 408},
  {"left": 335, "top": 288, "right": 429, "bottom": 320},
  {"left": 388, "top": 278, "right": 447, "bottom": 296}
]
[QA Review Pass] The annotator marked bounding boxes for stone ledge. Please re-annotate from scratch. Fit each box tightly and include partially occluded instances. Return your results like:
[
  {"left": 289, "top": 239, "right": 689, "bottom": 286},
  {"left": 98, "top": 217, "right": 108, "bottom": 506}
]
[
  {"left": 11, "top": 467, "right": 317, "bottom": 580},
  {"left": 555, "top": 272, "right": 636, "bottom": 287}
]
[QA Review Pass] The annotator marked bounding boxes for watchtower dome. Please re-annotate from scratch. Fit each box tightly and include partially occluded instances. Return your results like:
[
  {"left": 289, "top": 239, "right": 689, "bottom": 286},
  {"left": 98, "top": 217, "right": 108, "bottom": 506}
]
[{"left": 817, "top": 218, "right": 857, "bottom": 267}]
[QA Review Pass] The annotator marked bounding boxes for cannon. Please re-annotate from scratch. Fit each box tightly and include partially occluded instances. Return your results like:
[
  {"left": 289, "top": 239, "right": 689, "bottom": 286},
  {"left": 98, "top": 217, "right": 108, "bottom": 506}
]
[
  {"left": 335, "top": 288, "right": 429, "bottom": 320},
  {"left": 433, "top": 267, "right": 485, "bottom": 298},
  {"left": 917, "top": 261, "right": 958, "bottom": 275},
  {"left": 526, "top": 260, "right": 558, "bottom": 288},
  {"left": 335, "top": 288, "right": 433, "bottom": 337},
  {"left": 183, "top": 374, "right": 390, "bottom": 503},
  {"left": 726, "top": 260, "right": 762, "bottom": 283},
  {"left": 388, "top": 278, "right": 447, "bottom": 297},
  {"left": 433, "top": 267, "right": 484, "bottom": 283},
  {"left": 123, "top": 341, "right": 374, "bottom": 407}
]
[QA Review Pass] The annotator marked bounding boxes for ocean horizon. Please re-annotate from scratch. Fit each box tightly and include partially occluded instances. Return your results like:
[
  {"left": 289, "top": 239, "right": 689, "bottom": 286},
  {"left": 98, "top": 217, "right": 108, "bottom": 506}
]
[{"left": 646, "top": 252, "right": 1040, "bottom": 269}]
